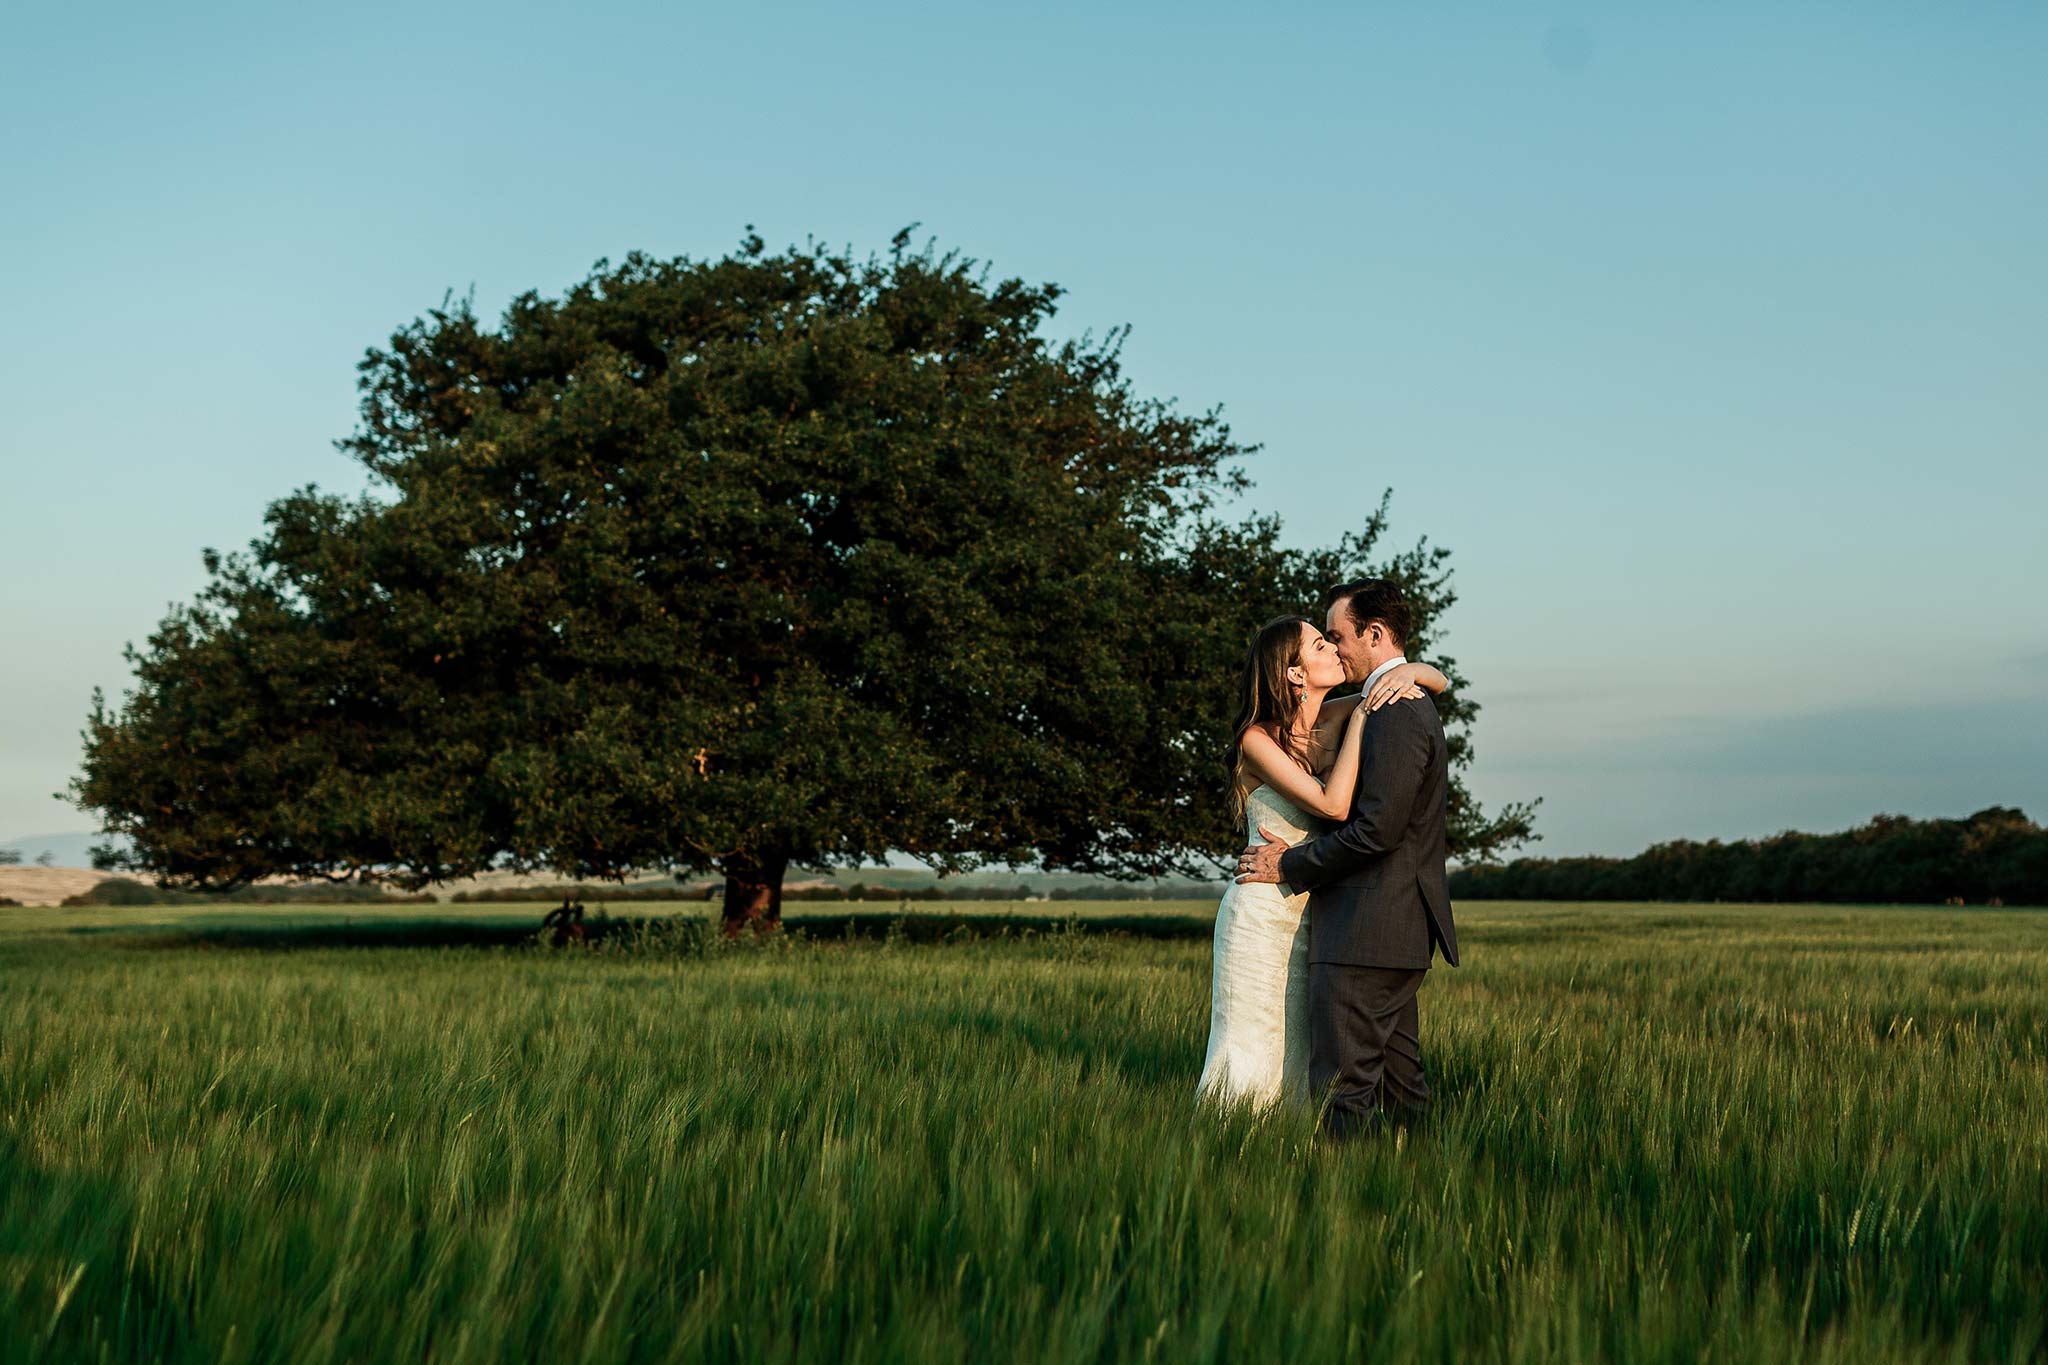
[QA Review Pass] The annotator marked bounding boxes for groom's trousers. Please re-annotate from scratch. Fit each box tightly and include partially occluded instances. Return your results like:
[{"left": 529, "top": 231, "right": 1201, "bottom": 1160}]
[{"left": 1308, "top": 964, "right": 1429, "bottom": 1140}]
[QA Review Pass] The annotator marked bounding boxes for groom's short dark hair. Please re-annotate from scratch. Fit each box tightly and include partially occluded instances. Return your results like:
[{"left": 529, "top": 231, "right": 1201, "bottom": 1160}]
[{"left": 1325, "top": 579, "right": 1413, "bottom": 647}]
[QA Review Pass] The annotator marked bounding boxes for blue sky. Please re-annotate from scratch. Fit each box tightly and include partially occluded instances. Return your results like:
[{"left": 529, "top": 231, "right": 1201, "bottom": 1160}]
[{"left": 3, "top": 1, "right": 2044, "bottom": 858}]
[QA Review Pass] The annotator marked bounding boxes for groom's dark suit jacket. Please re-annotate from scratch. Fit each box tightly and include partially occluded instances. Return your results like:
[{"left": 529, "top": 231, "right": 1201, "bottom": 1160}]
[{"left": 1279, "top": 693, "right": 1459, "bottom": 969}]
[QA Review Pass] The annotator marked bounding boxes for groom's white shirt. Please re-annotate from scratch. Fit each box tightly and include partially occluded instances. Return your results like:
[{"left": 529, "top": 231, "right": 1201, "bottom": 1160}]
[{"left": 1361, "top": 654, "right": 1409, "bottom": 698}]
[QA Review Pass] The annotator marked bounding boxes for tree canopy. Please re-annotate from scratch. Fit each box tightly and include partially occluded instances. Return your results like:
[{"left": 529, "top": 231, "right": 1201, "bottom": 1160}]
[{"left": 73, "top": 230, "right": 1534, "bottom": 925}]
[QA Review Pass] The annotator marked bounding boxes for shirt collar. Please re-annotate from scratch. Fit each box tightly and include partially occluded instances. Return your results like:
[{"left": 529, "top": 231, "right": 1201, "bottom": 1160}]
[{"left": 1362, "top": 654, "right": 1409, "bottom": 695}]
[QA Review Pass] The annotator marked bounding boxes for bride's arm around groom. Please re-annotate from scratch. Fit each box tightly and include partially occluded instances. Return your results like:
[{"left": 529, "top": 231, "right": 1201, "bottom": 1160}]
[
  {"left": 1237, "top": 683, "right": 1458, "bottom": 971},
  {"left": 1279, "top": 695, "right": 1437, "bottom": 892}
]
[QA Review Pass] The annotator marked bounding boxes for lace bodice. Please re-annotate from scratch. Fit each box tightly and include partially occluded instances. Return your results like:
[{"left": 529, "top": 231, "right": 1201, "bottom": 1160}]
[{"left": 1243, "top": 784, "right": 1324, "bottom": 848}]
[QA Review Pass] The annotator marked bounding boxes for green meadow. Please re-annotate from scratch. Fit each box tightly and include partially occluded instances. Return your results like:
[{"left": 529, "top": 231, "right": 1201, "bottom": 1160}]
[{"left": 2, "top": 901, "right": 2043, "bottom": 1362}]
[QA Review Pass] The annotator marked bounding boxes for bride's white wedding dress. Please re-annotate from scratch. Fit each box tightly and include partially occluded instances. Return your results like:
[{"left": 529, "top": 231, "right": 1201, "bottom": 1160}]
[{"left": 1197, "top": 784, "right": 1324, "bottom": 1109}]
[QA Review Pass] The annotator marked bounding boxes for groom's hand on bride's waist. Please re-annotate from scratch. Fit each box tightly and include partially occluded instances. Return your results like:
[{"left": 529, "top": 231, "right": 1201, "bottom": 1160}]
[{"left": 1234, "top": 827, "right": 1291, "bottom": 885}]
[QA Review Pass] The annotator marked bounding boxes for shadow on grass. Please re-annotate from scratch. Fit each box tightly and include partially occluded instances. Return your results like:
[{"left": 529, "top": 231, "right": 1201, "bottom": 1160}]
[
  {"left": 142, "top": 921, "right": 546, "bottom": 951},
  {"left": 785, "top": 911, "right": 1213, "bottom": 944},
  {"left": 0, "top": 1127, "right": 187, "bottom": 1359},
  {"left": 81, "top": 911, "right": 1216, "bottom": 953}
]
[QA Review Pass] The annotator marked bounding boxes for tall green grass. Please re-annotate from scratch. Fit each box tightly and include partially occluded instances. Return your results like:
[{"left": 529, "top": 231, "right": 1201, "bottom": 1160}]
[{"left": 2, "top": 904, "right": 2043, "bottom": 1362}]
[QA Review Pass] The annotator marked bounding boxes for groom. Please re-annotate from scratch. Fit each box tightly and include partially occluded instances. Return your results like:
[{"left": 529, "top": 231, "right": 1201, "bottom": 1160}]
[{"left": 1234, "top": 579, "right": 1459, "bottom": 1140}]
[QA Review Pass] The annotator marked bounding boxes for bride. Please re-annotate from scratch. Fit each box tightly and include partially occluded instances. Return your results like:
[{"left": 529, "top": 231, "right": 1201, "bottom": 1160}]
[{"left": 1196, "top": 616, "right": 1448, "bottom": 1108}]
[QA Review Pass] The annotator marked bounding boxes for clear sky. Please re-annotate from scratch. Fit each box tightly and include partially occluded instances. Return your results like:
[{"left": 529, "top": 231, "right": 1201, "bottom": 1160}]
[{"left": 3, "top": 2, "right": 2044, "bottom": 858}]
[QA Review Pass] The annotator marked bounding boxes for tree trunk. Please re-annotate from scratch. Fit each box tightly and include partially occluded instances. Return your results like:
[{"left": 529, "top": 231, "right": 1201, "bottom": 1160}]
[{"left": 720, "top": 847, "right": 789, "bottom": 935}]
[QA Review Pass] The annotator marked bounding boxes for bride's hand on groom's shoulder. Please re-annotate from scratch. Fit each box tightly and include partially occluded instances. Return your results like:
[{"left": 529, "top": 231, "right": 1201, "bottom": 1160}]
[{"left": 1365, "top": 669, "right": 1430, "bottom": 712}]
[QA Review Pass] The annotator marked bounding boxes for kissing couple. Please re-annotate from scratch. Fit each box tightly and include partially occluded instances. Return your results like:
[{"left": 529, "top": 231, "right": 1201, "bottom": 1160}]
[{"left": 1198, "top": 578, "right": 1459, "bottom": 1141}]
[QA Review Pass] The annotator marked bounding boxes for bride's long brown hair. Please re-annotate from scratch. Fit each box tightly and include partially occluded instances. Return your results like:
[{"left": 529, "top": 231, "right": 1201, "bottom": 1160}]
[{"left": 1225, "top": 615, "right": 1322, "bottom": 819}]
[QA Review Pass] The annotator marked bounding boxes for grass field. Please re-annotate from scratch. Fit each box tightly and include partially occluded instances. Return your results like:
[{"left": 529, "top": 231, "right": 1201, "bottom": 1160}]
[{"left": 2, "top": 901, "right": 2044, "bottom": 1362}]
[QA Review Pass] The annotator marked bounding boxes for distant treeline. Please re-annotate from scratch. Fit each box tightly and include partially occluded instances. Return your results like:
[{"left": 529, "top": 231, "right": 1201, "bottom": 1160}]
[
  {"left": 450, "top": 881, "right": 1222, "bottom": 904},
  {"left": 60, "top": 880, "right": 438, "bottom": 907},
  {"left": 447, "top": 884, "right": 850, "bottom": 904},
  {"left": 449, "top": 885, "right": 705, "bottom": 903},
  {"left": 1449, "top": 808, "right": 2046, "bottom": 906},
  {"left": 788, "top": 881, "right": 1221, "bottom": 902}
]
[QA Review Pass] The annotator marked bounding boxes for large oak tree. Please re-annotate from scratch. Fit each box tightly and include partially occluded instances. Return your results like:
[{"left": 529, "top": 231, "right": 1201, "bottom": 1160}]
[{"left": 74, "top": 231, "right": 1534, "bottom": 927}]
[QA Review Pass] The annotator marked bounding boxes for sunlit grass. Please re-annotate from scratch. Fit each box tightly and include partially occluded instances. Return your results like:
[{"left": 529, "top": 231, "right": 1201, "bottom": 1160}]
[{"left": 2, "top": 903, "right": 2043, "bottom": 1361}]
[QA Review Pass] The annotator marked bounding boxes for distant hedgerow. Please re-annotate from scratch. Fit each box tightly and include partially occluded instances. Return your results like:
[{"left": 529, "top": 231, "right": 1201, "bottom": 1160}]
[{"left": 1451, "top": 807, "right": 2047, "bottom": 905}]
